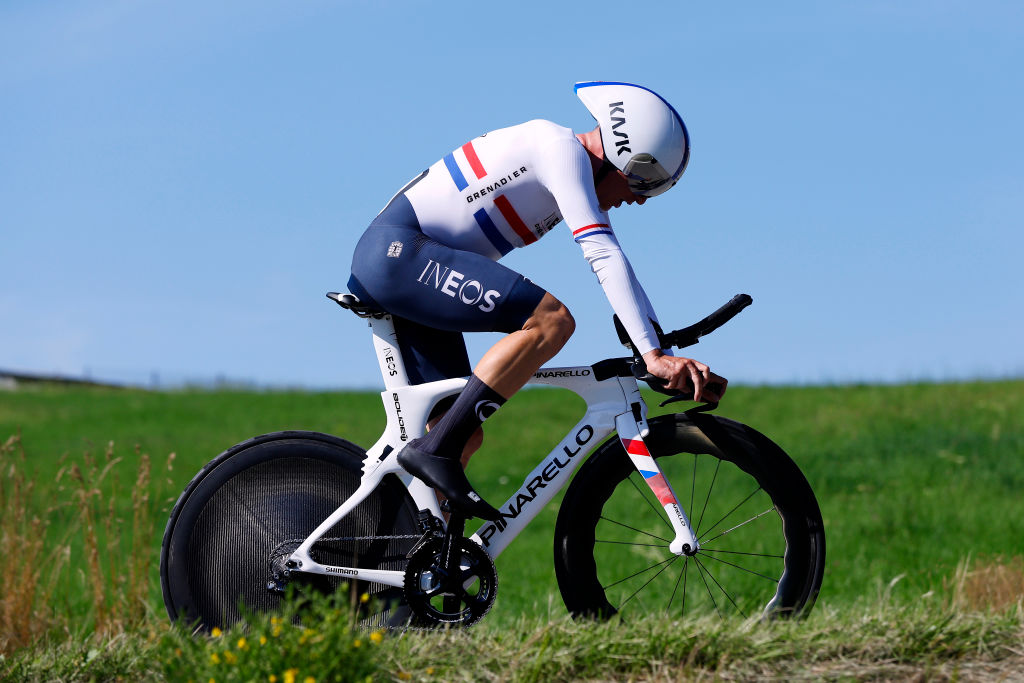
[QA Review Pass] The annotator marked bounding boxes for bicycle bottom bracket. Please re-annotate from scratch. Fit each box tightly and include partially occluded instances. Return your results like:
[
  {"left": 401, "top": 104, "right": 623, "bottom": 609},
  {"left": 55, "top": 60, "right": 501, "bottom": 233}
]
[{"left": 403, "top": 536, "right": 497, "bottom": 627}]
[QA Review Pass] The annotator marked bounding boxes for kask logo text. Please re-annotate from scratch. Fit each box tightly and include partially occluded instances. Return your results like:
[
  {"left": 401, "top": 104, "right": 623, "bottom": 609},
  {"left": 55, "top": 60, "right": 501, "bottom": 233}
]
[{"left": 609, "top": 101, "right": 631, "bottom": 156}]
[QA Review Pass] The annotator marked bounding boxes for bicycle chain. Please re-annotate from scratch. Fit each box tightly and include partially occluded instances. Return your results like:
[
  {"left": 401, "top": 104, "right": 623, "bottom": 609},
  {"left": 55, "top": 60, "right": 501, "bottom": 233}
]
[{"left": 266, "top": 530, "right": 497, "bottom": 630}]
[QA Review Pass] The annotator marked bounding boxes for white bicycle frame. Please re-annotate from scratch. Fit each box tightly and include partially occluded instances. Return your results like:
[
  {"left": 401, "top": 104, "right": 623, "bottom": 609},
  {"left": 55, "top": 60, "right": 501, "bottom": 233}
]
[{"left": 286, "top": 310, "right": 701, "bottom": 586}]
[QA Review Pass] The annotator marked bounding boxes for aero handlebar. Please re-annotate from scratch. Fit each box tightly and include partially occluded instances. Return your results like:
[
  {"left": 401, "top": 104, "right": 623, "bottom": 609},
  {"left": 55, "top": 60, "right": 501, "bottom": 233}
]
[
  {"left": 613, "top": 294, "right": 753, "bottom": 401},
  {"left": 614, "top": 294, "right": 753, "bottom": 352},
  {"left": 662, "top": 293, "right": 753, "bottom": 350}
]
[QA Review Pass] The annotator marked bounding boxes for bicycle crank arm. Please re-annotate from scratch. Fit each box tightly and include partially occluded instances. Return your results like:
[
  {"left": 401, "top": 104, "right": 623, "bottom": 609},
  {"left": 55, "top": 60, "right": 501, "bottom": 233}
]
[{"left": 615, "top": 413, "right": 700, "bottom": 556}]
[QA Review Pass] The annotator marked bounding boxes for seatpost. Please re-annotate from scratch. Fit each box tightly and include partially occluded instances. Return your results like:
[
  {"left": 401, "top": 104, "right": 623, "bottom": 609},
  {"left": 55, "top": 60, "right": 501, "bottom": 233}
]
[{"left": 367, "top": 315, "right": 410, "bottom": 390}]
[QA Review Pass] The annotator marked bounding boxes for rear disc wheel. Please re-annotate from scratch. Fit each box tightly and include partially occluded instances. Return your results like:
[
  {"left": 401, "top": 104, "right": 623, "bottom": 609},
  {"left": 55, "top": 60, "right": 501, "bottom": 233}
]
[{"left": 160, "top": 431, "right": 420, "bottom": 631}]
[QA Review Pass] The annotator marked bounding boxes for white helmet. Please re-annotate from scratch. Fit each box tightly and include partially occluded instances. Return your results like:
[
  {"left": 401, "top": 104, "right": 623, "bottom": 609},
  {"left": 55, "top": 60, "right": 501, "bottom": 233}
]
[{"left": 575, "top": 81, "right": 690, "bottom": 198}]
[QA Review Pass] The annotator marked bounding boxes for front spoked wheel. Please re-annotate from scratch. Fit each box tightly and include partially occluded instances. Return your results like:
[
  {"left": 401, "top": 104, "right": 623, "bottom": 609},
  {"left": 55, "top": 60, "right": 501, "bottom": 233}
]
[{"left": 555, "top": 413, "right": 825, "bottom": 621}]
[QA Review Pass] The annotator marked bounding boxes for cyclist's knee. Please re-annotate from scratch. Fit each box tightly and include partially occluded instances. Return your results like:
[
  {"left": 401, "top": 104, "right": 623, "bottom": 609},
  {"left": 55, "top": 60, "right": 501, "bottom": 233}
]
[{"left": 525, "top": 294, "right": 575, "bottom": 351}]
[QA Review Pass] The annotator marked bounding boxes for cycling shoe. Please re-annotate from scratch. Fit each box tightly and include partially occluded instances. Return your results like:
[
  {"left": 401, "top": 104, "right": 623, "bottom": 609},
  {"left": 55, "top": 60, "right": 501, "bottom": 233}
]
[{"left": 397, "top": 442, "right": 501, "bottom": 521}]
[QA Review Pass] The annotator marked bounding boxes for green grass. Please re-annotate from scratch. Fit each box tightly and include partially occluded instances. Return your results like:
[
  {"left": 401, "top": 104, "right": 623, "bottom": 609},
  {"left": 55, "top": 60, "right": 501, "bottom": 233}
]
[
  {"left": 2, "top": 379, "right": 1023, "bottom": 677},
  {"left": 5, "top": 598, "right": 1023, "bottom": 682}
]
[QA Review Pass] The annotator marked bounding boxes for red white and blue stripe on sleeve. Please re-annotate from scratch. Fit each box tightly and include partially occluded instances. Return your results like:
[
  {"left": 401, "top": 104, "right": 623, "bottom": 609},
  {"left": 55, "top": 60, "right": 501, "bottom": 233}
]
[{"left": 572, "top": 223, "right": 613, "bottom": 241}]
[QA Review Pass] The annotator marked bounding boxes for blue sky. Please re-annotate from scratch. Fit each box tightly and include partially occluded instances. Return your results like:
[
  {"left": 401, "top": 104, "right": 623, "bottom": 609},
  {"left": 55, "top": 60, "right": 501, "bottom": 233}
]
[{"left": 2, "top": 0, "right": 1022, "bottom": 389}]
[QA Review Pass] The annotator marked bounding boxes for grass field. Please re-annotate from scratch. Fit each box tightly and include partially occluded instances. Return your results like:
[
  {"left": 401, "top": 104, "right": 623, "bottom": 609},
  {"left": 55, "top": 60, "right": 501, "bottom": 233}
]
[{"left": 2, "top": 379, "right": 1023, "bottom": 679}]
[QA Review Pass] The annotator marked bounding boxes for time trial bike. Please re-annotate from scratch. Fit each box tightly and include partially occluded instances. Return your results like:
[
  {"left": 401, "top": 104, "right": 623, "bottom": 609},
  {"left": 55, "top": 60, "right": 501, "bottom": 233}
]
[{"left": 160, "top": 292, "right": 825, "bottom": 629}]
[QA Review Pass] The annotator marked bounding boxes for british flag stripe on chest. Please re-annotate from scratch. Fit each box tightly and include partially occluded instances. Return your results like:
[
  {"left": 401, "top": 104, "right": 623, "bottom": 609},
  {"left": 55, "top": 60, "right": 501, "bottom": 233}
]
[{"left": 444, "top": 140, "right": 537, "bottom": 250}]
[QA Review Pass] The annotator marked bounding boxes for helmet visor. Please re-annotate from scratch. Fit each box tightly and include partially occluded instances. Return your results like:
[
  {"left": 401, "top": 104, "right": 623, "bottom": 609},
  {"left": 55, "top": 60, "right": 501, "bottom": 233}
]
[{"left": 623, "top": 152, "right": 688, "bottom": 198}]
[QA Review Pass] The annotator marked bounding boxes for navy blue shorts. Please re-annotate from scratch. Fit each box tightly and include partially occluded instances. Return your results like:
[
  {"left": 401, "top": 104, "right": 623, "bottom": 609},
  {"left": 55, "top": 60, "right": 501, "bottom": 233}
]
[{"left": 349, "top": 193, "right": 547, "bottom": 384}]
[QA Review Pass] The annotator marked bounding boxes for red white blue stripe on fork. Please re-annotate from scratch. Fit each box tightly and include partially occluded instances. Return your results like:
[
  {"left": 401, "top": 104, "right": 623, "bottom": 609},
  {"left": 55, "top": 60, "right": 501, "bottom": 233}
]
[{"left": 622, "top": 437, "right": 677, "bottom": 506}]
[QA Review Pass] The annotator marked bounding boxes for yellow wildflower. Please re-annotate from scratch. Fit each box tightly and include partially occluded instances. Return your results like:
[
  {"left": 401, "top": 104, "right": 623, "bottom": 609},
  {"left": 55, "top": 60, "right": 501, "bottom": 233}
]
[
  {"left": 223, "top": 651, "right": 237, "bottom": 665},
  {"left": 210, "top": 627, "right": 223, "bottom": 638},
  {"left": 303, "top": 678, "right": 316, "bottom": 683},
  {"left": 236, "top": 637, "right": 248, "bottom": 650},
  {"left": 210, "top": 653, "right": 221, "bottom": 665},
  {"left": 398, "top": 673, "right": 412, "bottom": 681},
  {"left": 369, "top": 630, "right": 383, "bottom": 644},
  {"left": 353, "top": 638, "right": 362, "bottom": 648},
  {"left": 269, "top": 676, "right": 277, "bottom": 683},
  {"left": 271, "top": 616, "right": 282, "bottom": 626},
  {"left": 359, "top": 592, "right": 370, "bottom": 603},
  {"left": 427, "top": 667, "right": 435, "bottom": 675},
  {"left": 260, "top": 635, "right": 268, "bottom": 646},
  {"left": 283, "top": 669, "right": 298, "bottom": 683}
]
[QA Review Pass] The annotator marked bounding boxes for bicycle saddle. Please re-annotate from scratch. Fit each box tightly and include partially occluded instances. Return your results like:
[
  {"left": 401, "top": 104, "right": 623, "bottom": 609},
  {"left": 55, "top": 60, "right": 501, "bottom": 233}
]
[{"left": 326, "top": 292, "right": 387, "bottom": 319}]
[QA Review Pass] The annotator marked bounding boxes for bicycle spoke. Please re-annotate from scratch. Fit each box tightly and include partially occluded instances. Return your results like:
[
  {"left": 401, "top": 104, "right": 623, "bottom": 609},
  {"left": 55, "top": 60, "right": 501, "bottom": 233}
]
[
  {"left": 616, "top": 555, "right": 680, "bottom": 611},
  {"left": 700, "top": 548, "right": 784, "bottom": 560},
  {"left": 694, "top": 555, "right": 749, "bottom": 619},
  {"left": 598, "top": 515, "right": 672, "bottom": 544},
  {"left": 694, "top": 459, "right": 722, "bottom": 534},
  {"left": 699, "top": 507, "right": 777, "bottom": 546},
  {"left": 681, "top": 557, "right": 690, "bottom": 617},
  {"left": 696, "top": 485, "right": 763, "bottom": 541},
  {"left": 595, "top": 539, "right": 668, "bottom": 548},
  {"left": 689, "top": 454, "right": 697, "bottom": 521},
  {"left": 667, "top": 556, "right": 687, "bottom": 613},
  {"left": 700, "top": 551, "right": 780, "bottom": 583},
  {"left": 602, "top": 554, "right": 676, "bottom": 591},
  {"left": 692, "top": 554, "right": 721, "bottom": 618}
]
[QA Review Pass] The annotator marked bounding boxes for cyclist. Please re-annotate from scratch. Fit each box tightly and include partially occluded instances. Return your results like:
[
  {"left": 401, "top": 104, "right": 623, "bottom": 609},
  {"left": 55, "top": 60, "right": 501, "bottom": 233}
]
[{"left": 348, "top": 81, "right": 727, "bottom": 521}]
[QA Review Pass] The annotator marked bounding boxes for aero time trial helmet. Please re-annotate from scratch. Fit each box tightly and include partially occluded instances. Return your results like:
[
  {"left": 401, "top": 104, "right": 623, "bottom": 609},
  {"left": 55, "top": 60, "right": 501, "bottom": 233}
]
[{"left": 575, "top": 81, "right": 690, "bottom": 198}]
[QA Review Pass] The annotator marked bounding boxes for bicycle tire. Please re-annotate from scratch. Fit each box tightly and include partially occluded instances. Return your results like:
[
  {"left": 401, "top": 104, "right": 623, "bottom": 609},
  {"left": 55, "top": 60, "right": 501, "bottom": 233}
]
[
  {"left": 160, "top": 431, "right": 420, "bottom": 631},
  {"left": 554, "top": 413, "right": 825, "bottom": 621}
]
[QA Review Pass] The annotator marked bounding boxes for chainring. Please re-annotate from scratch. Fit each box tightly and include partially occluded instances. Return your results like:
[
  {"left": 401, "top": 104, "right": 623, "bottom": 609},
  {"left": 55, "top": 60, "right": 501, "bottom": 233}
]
[{"left": 403, "top": 536, "right": 497, "bottom": 628}]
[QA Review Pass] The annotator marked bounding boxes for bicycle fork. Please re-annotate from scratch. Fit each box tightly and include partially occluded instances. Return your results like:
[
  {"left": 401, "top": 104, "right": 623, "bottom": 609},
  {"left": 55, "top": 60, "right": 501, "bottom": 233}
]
[{"left": 615, "top": 399, "right": 700, "bottom": 557}]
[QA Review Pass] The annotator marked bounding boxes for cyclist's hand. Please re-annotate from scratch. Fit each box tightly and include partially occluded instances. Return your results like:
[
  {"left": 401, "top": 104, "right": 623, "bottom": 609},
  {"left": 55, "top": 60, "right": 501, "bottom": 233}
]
[{"left": 642, "top": 349, "right": 728, "bottom": 402}]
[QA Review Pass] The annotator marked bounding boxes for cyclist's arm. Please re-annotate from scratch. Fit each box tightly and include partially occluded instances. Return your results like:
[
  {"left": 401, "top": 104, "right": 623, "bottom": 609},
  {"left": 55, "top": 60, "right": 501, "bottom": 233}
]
[
  {"left": 573, "top": 230, "right": 666, "bottom": 356},
  {"left": 578, "top": 235, "right": 727, "bottom": 399},
  {"left": 536, "top": 134, "right": 725, "bottom": 401},
  {"left": 537, "top": 134, "right": 666, "bottom": 356}
]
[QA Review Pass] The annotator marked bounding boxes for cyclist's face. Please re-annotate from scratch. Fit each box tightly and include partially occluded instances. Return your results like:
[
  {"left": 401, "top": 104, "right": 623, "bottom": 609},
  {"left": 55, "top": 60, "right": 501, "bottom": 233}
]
[{"left": 596, "top": 167, "right": 647, "bottom": 211}]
